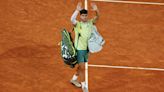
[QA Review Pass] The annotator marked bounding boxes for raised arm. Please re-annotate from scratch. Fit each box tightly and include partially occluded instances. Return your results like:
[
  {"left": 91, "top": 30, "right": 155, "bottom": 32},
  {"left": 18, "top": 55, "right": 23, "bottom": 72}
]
[
  {"left": 91, "top": 3, "right": 99, "bottom": 24},
  {"left": 71, "top": 2, "right": 82, "bottom": 26}
]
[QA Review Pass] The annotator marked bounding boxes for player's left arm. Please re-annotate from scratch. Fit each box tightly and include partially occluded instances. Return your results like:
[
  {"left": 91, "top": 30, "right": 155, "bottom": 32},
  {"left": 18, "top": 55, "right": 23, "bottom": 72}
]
[{"left": 91, "top": 3, "right": 99, "bottom": 24}]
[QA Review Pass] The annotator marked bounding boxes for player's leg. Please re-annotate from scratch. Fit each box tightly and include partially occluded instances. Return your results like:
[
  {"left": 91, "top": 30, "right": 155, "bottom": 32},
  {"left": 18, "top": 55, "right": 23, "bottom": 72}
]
[
  {"left": 79, "top": 50, "right": 89, "bottom": 92},
  {"left": 70, "top": 50, "right": 84, "bottom": 88},
  {"left": 70, "top": 65, "right": 82, "bottom": 87}
]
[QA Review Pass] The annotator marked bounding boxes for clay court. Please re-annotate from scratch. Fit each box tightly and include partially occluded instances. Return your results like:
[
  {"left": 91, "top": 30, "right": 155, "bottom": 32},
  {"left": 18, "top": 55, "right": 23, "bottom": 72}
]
[{"left": 0, "top": 0, "right": 164, "bottom": 92}]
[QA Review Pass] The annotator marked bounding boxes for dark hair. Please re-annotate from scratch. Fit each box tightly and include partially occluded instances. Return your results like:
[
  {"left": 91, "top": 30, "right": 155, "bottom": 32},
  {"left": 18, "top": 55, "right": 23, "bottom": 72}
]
[{"left": 80, "top": 9, "right": 88, "bottom": 15}]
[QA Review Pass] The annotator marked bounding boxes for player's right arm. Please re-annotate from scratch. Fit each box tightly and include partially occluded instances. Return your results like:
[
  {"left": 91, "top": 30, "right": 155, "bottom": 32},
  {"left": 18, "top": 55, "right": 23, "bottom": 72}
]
[{"left": 71, "top": 2, "right": 82, "bottom": 26}]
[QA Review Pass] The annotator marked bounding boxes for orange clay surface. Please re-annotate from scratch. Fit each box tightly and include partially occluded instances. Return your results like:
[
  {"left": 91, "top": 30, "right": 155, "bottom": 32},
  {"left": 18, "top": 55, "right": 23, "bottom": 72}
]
[{"left": 0, "top": 0, "right": 164, "bottom": 92}]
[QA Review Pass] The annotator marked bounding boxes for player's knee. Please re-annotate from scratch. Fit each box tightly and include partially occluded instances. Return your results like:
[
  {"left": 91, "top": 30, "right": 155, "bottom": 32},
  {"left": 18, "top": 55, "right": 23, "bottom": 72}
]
[{"left": 79, "top": 64, "right": 85, "bottom": 72}]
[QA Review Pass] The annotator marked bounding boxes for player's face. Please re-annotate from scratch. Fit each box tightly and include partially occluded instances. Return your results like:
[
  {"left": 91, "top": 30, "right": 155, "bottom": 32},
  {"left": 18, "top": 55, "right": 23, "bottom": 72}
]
[{"left": 80, "top": 14, "right": 88, "bottom": 22}]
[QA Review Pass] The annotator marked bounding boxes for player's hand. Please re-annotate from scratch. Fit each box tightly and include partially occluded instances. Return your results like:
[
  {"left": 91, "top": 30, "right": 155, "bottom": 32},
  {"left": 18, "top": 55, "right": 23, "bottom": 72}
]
[
  {"left": 91, "top": 3, "right": 98, "bottom": 11},
  {"left": 76, "top": 2, "right": 82, "bottom": 11}
]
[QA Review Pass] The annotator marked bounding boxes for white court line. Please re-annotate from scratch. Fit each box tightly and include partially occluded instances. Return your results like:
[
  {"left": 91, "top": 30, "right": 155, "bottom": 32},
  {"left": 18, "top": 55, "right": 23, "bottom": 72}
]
[
  {"left": 85, "top": 0, "right": 89, "bottom": 89},
  {"left": 91, "top": 0, "right": 164, "bottom": 5},
  {"left": 88, "top": 64, "right": 164, "bottom": 71}
]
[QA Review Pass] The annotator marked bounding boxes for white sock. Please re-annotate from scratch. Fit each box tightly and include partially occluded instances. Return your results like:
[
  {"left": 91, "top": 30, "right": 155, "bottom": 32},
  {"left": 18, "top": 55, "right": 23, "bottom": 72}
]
[
  {"left": 81, "top": 81, "right": 86, "bottom": 88},
  {"left": 72, "top": 74, "right": 78, "bottom": 80}
]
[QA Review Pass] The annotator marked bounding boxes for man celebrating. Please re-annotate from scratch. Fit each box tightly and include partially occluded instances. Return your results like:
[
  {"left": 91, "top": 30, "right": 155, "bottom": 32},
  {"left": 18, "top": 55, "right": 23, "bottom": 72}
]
[{"left": 70, "top": 2, "right": 100, "bottom": 92}]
